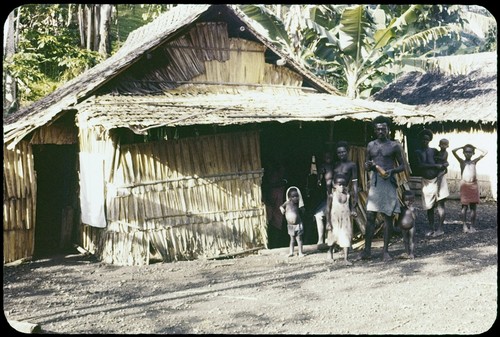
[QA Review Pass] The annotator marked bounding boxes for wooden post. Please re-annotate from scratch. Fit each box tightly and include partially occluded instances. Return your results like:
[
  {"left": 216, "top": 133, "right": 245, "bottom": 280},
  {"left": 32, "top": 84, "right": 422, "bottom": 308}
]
[{"left": 60, "top": 206, "right": 74, "bottom": 249}]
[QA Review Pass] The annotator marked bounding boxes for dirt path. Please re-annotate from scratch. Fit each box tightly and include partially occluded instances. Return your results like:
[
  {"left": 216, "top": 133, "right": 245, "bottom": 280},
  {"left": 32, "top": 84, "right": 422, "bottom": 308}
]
[{"left": 3, "top": 199, "right": 497, "bottom": 334}]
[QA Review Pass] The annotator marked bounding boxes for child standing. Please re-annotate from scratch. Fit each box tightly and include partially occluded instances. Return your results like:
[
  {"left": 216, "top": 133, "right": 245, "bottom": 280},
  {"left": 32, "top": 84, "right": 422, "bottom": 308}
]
[
  {"left": 435, "top": 138, "right": 450, "bottom": 196},
  {"left": 280, "top": 186, "right": 306, "bottom": 257},
  {"left": 325, "top": 174, "right": 357, "bottom": 265},
  {"left": 452, "top": 144, "right": 488, "bottom": 233},
  {"left": 397, "top": 190, "right": 417, "bottom": 259}
]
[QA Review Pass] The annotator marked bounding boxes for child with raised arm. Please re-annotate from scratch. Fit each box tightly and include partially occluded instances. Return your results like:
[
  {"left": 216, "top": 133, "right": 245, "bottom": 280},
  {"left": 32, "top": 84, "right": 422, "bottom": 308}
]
[
  {"left": 325, "top": 173, "right": 357, "bottom": 265},
  {"left": 397, "top": 190, "right": 417, "bottom": 259},
  {"left": 452, "top": 144, "right": 488, "bottom": 233},
  {"left": 280, "top": 186, "right": 306, "bottom": 257}
]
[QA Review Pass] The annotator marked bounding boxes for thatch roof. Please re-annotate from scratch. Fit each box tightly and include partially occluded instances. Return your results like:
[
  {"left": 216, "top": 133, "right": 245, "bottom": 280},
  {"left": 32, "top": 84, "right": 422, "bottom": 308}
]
[
  {"left": 372, "top": 52, "right": 497, "bottom": 125},
  {"left": 76, "top": 85, "right": 433, "bottom": 134},
  {"left": 3, "top": 4, "right": 434, "bottom": 148}
]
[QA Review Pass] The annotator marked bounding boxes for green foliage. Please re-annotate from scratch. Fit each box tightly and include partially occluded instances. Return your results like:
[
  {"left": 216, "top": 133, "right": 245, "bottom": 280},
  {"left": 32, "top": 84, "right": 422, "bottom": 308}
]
[
  {"left": 239, "top": 5, "right": 292, "bottom": 49},
  {"left": 5, "top": 4, "right": 172, "bottom": 109},
  {"left": 111, "top": 4, "right": 175, "bottom": 53},
  {"left": 5, "top": 4, "right": 496, "bottom": 109},
  {"left": 482, "top": 24, "right": 497, "bottom": 51},
  {"left": 246, "top": 4, "right": 493, "bottom": 99},
  {"left": 4, "top": 4, "right": 103, "bottom": 106}
]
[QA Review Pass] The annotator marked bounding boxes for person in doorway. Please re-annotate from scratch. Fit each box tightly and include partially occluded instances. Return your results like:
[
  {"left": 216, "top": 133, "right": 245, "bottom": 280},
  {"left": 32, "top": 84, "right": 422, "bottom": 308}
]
[
  {"left": 333, "top": 141, "right": 358, "bottom": 216},
  {"left": 452, "top": 144, "right": 488, "bottom": 233},
  {"left": 313, "top": 151, "right": 334, "bottom": 245},
  {"left": 280, "top": 186, "right": 306, "bottom": 257},
  {"left": 396, "top": 190, "right": 417, "bottom": 259},
  {"left": 262, "top": 159, "right": 288, "bottom": 247},
  {"left": 358, "top": 115, "right": 405, "bottom": 262},
  {"left": 415, "top": 129, "right": 448, "bottom": 238},
  {"left": 325, "top": 173, "right": 357, "bottom": 265}
]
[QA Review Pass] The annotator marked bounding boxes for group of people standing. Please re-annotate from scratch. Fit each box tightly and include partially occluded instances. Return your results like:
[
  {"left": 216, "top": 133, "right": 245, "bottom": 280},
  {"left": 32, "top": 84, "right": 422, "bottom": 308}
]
[
  {"left": 273, "top": 115, "right": 488, "bottom": 264},
  {"left": 416, "top": 129, "right": 488, "bottom": 236}
]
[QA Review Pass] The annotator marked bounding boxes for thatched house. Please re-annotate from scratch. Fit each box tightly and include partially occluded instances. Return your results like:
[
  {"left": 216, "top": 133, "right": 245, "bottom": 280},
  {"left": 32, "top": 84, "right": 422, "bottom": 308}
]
[
  {"left": 3, "top": 4, "right": 433, "bottom": 265},
  {"left": 373, "top": 52, "right": 497, "bottom": 200}
]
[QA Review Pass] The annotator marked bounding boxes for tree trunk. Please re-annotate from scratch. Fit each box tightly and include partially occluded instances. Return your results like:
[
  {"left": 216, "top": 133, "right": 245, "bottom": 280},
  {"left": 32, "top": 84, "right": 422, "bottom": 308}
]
[
  {"left": 66, "top": 3, "right": 73, "bottom": 27},
  {"left": 86, "top": 5, "right": 94, "bottom": 51},
  {"left": 3, "top": 9, "right": 18, "bottom": 115},
  {"left": 77, "top": 4, "right": 86, "bottom": 48},
  {"left": 97, "top": 4, "right": 113, "bottom": 57},
  {"left": 78, "top": 4, "right": 113, "bottom": 57},
  {"left": 345, "top": 68, "right": 358, "bottom": 99}
]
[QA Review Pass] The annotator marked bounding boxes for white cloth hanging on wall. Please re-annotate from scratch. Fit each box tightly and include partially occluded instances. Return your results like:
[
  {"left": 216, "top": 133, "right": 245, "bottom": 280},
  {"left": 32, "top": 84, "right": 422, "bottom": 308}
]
[{"left": 79, "top": 152, "right": 106, "bottom": 228}]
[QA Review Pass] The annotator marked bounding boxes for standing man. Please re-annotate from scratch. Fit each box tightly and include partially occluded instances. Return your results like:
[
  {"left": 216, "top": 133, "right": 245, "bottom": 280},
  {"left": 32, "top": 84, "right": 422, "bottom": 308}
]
[
  {"left": 359, "top": 116, "right": 405, "bottom": 262},
  {"left": 324, "top": 141, "right": 358, "bottom": 264},
  {"left": 314, "top": 151, "right": 334, "bottom": 246},
  {"left": 415, "top": 129, "right": 448, "bottom": 237},
  {"left": 332, "top": 141, "right": 358, "bottom": 210}
]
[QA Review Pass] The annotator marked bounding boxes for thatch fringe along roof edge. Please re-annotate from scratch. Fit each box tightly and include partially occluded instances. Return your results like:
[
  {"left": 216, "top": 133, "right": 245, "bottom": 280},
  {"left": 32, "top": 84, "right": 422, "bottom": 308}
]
[{"left": 75, "top": 89, "right": 436, "bottom": 134}]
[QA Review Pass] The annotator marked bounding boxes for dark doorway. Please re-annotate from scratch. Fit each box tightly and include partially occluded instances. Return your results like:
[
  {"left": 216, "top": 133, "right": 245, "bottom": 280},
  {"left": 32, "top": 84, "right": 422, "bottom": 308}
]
[
  {"left": 260, "top": 119, "right": 371, "bottom": 248},
  {"left": 260, "top": 121, "right": 332, "bottom": 248},
  {"left": 32, "top": 144, "right": 79, "bottom": 258}
]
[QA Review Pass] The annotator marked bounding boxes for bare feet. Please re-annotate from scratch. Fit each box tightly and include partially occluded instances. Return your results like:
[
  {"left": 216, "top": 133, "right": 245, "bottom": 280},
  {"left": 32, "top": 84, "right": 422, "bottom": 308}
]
[
  {"left": 298, "top": 253, "right": 305, "bottom": 258},
  {"left": 432, "top": 230, "right": 444, "bottom": 237},
  {"left": 463, "top": 227, "right": 469, "bottom": 233},
  {"left": 397, "top": 253, "right": 415, "bottom": 260},
  {"left": 288, "top": 253, "right": 294, "bottom": 257},
  {"left": 383, "top": 252, "right": 393, "bottom": 262},
  {"left": 344, "top": 259, "right": 353, "bottom": 266},
  {"left": 356, "top": 251, "right": 372, "bottom": 261},
  {"left": 468, "top": 227, "right": 477, "bottom": 233}
]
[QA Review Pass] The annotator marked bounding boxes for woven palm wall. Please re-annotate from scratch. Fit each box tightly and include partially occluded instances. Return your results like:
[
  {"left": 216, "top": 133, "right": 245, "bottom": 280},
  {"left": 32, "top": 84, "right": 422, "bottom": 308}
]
[
  {"left": 3, "top": 140, "right": 37, "bottom": 263},
  {"left": 81, "top": 130, "right": 266, "bottom": 265}
]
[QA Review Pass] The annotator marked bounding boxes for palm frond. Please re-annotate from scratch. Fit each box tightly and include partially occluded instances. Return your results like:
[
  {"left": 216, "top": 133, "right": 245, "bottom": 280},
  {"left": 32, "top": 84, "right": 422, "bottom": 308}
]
[
  {"left": 338, "top": 5, "right": 366, "bottom": 57},
  {"left": 373, "top": 5, "right": 421, "bottom": 50},
  {"left": 238, "top": 5, "right": 291, "bottom": 46},
  {"left": 395, "top": 25, "right": 460, "bottom": 51}
]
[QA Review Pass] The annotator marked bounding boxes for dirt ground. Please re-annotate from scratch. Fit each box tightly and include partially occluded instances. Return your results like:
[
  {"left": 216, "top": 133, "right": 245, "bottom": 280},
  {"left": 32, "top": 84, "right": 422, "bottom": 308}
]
[{"left": 3, "top": 198, "right": 497, "bottom": 335}]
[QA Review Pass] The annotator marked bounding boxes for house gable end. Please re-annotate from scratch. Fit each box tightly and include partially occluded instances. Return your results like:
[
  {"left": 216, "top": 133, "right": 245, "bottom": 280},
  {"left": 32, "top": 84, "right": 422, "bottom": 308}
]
[{"left": 98, "top": 20, "right": 304, "bottom": 95}]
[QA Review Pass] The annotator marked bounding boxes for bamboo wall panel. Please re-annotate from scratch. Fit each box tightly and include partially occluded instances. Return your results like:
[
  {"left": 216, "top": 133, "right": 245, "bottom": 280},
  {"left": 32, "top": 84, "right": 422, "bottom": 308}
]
[
  {"left": 263, "top": 64, "right": 302, "bottom": 87},
  {"left": 3, "top": 141, "right": 37, "bottom": 263},
  {"left": 101, "top": 130, "right": 266, "bottom": 265},
  {"left": 188, "top": 22, "right": 230, "bottom": 62},
  {"left": 193, "top": 38, "right": 285, "bottom": 86}
]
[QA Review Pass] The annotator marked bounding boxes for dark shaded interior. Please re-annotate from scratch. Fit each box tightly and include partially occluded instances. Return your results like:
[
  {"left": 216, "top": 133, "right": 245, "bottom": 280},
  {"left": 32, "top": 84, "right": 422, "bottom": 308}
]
[{"left": 33, "top": 144, "right": 79, "bottom": 258}]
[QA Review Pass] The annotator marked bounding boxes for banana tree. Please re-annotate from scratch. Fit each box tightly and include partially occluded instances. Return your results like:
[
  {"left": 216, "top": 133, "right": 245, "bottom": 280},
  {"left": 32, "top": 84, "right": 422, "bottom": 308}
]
[
  {"left": 304, "top": 4, "right": 462, "bottom": 98},
  {"left": 241, "top": 4, "right": 463, "bottom": 98}
]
